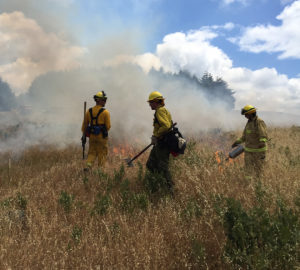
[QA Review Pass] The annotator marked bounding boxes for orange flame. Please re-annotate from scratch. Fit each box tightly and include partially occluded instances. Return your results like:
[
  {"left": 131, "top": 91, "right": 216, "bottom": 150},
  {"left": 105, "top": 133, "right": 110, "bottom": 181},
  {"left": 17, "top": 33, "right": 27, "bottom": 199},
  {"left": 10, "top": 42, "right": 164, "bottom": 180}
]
[
  {"left": 215, "top": 150, "right": 237, "bottom": 173},
  {"left": 215, "top": 151, "right": 223, "bottom": 172},
  {"left": 112, "top": 144, "right": 134, "bottom": 157},
  {"left": 215, "top": 151, "right": 222, "bottom": 164}
]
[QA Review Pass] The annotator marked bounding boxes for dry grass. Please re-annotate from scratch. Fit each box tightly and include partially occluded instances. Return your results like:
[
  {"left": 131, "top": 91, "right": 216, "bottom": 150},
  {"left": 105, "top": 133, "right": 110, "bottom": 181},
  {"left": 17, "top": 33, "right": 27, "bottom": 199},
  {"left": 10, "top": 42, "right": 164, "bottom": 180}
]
[{"left": 0, "top": 127, "right": 299, "bottom": 269}]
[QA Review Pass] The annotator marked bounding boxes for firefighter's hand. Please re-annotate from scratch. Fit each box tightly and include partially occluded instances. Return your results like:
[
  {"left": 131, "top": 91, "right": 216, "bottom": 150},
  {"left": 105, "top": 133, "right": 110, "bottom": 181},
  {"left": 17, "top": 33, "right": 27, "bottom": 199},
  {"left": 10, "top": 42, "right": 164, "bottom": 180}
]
[
  {"left": 231, "top": 142, "right": 239, "bottom": 148},
  {"left": 81, "top": 136, "right": 86, "bottom": 144},
  {"left": 151, "top": 136, "right": 158, "bottom": 145}
]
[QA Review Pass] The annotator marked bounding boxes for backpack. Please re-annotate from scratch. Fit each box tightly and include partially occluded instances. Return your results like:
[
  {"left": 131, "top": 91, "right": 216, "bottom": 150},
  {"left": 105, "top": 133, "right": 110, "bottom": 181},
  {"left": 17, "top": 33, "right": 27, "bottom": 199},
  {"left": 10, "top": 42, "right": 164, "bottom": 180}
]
[
  {"left": 86, "top": 108, "right": 108, "bottom": 137},
  {"left": 163, "top": 125, "right": 187, "bottom": 157},
  {"left": 154, "top": 111, "right": 186, "bottom": 156}
]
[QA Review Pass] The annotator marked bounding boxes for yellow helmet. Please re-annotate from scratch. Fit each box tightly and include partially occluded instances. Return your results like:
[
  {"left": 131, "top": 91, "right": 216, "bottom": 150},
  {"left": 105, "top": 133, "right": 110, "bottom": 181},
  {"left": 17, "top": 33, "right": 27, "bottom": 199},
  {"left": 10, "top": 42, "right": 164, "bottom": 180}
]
[
  {"left": 241, "top": 105, "right": 256, "bottom": 115},
  {"left": 94, "top": 90, "right": 107, "bottom": 101},
  {"left": 147, "top": 91, "right": 164, "bottom": 102}
]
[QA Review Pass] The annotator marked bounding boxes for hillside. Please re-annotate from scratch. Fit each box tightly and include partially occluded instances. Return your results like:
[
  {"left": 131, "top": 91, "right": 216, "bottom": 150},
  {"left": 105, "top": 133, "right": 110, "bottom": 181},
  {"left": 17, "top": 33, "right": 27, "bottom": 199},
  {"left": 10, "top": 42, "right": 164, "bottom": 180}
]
[{"left": 0, "top": 127, "right": 299, "bottom": 269}]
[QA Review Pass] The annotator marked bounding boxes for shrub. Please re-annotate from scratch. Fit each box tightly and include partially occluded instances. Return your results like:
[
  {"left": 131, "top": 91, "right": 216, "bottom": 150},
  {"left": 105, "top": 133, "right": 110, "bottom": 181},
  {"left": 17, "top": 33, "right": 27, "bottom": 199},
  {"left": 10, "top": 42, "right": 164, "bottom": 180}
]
[
  {"left": 104, "top": 165, "right": 125, "bottom": 192},
  {"left": 143, "top": 171, "right": 170, "bottom": 194},
  {"left": 217, "top": 183, "right": 300, "bottom": 269},
  {"left": 120, "top": 179, "right": 149, "bottom": 213},
  {"left": 180, "top": 198, "right": 203, "bottom": 221},
  {"left": 191, "top": 238, "right": 207, "bottom": 268},
  {"left": 16, "top": 193, "right": 27, "bottom": 210},
  {"left": 92, "top": 193, "right": 111, "bottom": 216},
  {"left": 71, "top": 225, "right": 82, "bottom": 244},
  {"left": 58, "top": 191, "right": 74, "bottom": 213}
]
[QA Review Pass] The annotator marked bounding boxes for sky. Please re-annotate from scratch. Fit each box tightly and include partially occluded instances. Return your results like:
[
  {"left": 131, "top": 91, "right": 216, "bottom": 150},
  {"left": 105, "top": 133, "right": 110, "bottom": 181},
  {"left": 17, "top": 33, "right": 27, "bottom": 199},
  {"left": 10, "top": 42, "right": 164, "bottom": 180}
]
[{"left": 1, "top": 0, "right": 300, "bottom": 149}]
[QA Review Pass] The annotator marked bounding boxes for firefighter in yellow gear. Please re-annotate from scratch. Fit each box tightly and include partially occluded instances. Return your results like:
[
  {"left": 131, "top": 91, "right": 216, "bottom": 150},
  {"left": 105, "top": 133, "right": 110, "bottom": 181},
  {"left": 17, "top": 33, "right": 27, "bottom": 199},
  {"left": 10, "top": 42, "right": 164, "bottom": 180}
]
[
  {"left": 81, "top": 91, "right": 111, "bottom": 170},
  {"left": 232, "top": 105, "right": 268, "bottom": 179},
  {"left": 146, "top": 91, "right": 174, "bottom": 193}
]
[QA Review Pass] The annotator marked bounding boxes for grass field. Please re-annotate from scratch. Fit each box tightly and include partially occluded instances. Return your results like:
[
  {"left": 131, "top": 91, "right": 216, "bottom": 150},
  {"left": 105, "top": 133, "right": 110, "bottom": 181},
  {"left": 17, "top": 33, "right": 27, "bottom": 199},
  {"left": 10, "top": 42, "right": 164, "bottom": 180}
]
[{"left": 0, "top": 127, "right": 299, "bottom": 269}]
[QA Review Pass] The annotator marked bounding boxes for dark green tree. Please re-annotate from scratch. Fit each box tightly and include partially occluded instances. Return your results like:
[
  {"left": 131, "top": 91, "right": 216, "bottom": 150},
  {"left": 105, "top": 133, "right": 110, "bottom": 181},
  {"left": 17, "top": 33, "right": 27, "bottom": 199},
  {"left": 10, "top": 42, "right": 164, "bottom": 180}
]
[
  {"left": 149, "top": 69, "right": 235, "bottom": 109},
  {"left": 199, "top": 72, "right": 235, "bottom": 109}
]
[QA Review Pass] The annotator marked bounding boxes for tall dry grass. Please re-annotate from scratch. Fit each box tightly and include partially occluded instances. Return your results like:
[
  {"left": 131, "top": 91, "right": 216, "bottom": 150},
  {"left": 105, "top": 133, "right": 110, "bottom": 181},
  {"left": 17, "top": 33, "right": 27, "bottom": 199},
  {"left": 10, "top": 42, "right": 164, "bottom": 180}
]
[{"left": 0, "top": 127, "right": 299, "bottom": 269}]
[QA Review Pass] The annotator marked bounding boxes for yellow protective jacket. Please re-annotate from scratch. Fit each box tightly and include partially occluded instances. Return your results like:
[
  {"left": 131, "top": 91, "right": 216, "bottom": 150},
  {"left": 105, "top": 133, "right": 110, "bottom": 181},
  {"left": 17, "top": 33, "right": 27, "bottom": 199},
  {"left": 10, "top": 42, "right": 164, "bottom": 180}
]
[
  {"left": 236, "top": 116, "right": 268, "bottom": 152},
  {"left": 81, "top": 105, "right": 111, "bottom": 140},
  {"left": 153, "top": 106, "right": 172, "bottom": 138}
]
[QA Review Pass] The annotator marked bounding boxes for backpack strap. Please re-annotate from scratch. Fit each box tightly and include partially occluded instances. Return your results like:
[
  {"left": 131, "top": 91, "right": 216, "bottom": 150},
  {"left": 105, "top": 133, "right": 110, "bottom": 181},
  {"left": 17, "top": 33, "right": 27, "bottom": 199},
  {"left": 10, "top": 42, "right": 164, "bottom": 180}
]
[
  {"left": 89, "top": 107, "right": 105, "bottom": 126},
  {"left": 154, "top": 111, "right": 159, "bottom": 124}
]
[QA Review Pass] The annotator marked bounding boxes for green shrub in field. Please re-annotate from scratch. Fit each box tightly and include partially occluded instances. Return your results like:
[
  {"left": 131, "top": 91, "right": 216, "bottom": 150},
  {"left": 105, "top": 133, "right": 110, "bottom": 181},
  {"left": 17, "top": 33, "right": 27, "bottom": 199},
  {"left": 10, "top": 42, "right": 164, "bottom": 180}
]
[
  {"left": 94, "top": 165, "right": 149, "bottom": 215},
  {"left": 0, "top": 197, "right": 14, "bottom": 208},
  {"left": 120, "top": 178, "right": 149, "bottom": 213},
  {"left": 119, "top": 179, "right": 133, "bottom": 212},
  {"left": 215, "top": 182, "right": 300, "bottom": 269},
  {"left": 143, "top": 171, "right": 171, "bottom": 194},
  {"left": 100, "top": 165, "right": 125, "bottom": 192},
  {"left": 0, "top": 193, "right": 27, "bottom": 230},
  {"left": 135, "top": 193, "right": 148, "bottom": 211},
  {"left": 92, "top": 192, "right": 111, "bottom": 216},
  {"left": 109, "top": 221, "right": 120, "bottom": 239},
  {"left": 137, "top": 162, "right": 144, "bottom": 182},
  {"left": 191, "top": 237, "right": 207, "bottom": 268},
  {"left": 16, "top": 193, "right": 27, "bottom": 210},
  {"left": 112, "top": 164, "right": 125, "bottom": 185},
  {"left": 1, "top": 193, "right": 27, "bottom": 211},
  {"left": 180, "top": 197, "right": 203, "bottom": 221},
  {"left": 71, "top": 225, "right": 82, "bottom": 244},
  {"left": 58, "top": 191, "right": 74, "bottom": 213},
  {"left": 96, "top": 167, "right": 109, "bottom": 181}
]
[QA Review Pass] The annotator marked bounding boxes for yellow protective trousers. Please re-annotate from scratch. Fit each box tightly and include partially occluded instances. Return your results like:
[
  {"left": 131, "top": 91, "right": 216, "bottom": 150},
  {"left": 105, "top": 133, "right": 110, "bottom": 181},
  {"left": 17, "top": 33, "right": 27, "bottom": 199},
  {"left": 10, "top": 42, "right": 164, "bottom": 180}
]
[
  {"left": 244, "top": 151, "right": 266, "bottom": 180},
  {"left": 86, "top": 137, "right": 108, "bottom": 167}
]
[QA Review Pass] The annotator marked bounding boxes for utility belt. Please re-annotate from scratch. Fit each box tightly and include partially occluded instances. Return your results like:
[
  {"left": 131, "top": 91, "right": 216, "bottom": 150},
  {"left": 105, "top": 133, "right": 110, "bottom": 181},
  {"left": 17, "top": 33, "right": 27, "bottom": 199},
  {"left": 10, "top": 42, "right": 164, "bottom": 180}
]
[
  {"left": 86, "top": 124, "right": 108, "bottom": 138},
  {"left": 85, "top": 107, "right": 108, "bottom": 138}
]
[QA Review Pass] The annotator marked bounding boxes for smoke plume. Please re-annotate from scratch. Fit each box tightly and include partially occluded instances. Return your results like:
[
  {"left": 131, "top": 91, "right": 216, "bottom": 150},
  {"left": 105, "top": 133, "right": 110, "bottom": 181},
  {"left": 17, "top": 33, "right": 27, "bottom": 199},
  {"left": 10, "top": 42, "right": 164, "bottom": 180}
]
[{"left": 0, "top": 61, "right": 239, "bottom": 152}]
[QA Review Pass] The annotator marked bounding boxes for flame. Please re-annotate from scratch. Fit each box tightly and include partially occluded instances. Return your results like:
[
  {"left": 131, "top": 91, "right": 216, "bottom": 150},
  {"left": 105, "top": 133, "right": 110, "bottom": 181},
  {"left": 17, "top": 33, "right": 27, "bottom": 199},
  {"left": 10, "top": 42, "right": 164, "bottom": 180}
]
[
  {"left": 227, "top": 157, "right": 234, "bottom": 164},
  {"left": 112, "top": 144, "right": 134, "bottom": 157},
  {"left": 215, "top": 150, "right": 236, "bottom": 173},
  {"left": 215, "top": 151, "right": 222, "bottom": 164},
  {"left": 215, "top": 151, "right": 223, "bottom": 172},
  {"left": 113, "top": 147, "right": 126, "bottom": 156}
]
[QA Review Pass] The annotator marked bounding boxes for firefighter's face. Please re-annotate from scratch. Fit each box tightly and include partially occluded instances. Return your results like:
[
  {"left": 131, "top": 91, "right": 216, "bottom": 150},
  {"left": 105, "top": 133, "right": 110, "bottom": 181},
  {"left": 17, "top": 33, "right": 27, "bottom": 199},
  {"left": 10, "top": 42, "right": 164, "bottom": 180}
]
[
  {"left": 149, "top": 100, "right": 159, "bottom": 110},
  {"left": 99, "top": 99, "right": 106, "bottom": 106},
  {"left": 245, "top": 113, "right": 253, "bottom": 120}
]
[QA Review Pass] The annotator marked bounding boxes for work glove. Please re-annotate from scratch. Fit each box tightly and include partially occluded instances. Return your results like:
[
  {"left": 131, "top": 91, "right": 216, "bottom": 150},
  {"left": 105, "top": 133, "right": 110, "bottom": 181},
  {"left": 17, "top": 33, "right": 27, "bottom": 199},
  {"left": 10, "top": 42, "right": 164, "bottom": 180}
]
[
  {"left": 151, "top": 135, "right": 158, "bottom": 145},
  {"left": 231, "top": 141, "right": 239, "bottom": 148},
  {"left": 81, "top": 136, "right": 86, "bottom": 145}
]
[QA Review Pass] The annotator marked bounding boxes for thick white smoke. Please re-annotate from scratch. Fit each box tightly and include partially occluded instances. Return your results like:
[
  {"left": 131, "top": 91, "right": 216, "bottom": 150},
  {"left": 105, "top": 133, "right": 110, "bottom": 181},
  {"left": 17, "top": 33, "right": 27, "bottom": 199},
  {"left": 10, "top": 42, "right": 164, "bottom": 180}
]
[
  {"left": 0, "top": 63, "right": 240, "bottom": 152},
  {"left": 0, "top": 11, "right": 86, "bottom": 96}
]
